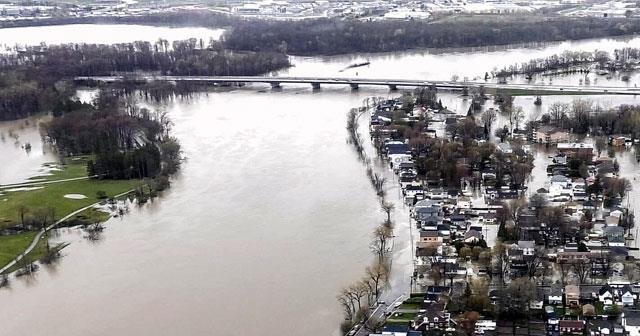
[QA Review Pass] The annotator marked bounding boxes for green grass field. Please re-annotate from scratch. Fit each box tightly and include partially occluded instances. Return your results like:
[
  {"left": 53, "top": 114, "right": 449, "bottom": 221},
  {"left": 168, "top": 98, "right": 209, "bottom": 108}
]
[
  {"left": 0, "top": 159, "right": 141, "bottom": 230},
  {"left": 0, "top": 178, "right": 140, "bottom": 229},
  {"left": 0, "top": 232, "right": 47, "bottom": 274},
  {"left": 27, "top": 156, "right": 92, "bottom": 182},
  {"left": 0, "top": 159, "right": 142, "bottom": 271}
]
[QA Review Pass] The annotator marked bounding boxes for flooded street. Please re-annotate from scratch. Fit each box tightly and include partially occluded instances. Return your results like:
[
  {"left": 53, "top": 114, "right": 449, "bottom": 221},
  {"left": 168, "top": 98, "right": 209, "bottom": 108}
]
[{"left": 3, "top": 24, "right": 640, "bottom": 335}]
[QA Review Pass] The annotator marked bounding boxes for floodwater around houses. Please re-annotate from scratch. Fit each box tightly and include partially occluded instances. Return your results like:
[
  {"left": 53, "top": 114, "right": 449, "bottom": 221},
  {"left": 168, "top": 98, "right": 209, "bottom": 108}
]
[{"left": 4, "top": 24, "right": 640, "bottom": 335}]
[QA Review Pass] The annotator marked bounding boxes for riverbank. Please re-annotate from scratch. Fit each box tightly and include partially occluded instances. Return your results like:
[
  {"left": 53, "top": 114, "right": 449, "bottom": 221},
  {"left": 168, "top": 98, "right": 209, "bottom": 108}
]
[
  {"left": 0, "top": 158, "right": 141, "bottom": 229},
  {"left": 0, "top": 158, "right": 142, "bottom": 273},
  {"left": 360, "top": 87, "right": 640, "bottom": 334},
  {"left": 5, "top": 22, "right": 640, "bottom": 336},
  {"left": 3, "top": 12, "right": 640, "bottom": 56}
]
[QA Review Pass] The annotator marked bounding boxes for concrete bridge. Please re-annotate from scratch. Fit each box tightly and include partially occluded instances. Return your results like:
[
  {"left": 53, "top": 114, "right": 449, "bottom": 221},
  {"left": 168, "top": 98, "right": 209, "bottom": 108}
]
[{"left": 74, "top": 75, "right": 640, "bottom": 95}]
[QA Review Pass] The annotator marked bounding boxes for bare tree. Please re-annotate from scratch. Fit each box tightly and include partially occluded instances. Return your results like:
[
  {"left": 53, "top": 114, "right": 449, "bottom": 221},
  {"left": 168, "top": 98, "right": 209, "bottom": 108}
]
[
  {"left": 508, "top": 198, "right": 527, "bottom": 224},
  {"left": 0, "top": 274, "right": 8, "bottom": 288},
  {"left": 623, "top": 261, "right": 640, "bottom": 283},
  {"left": 598, "top": 252, "right": 613, "bottom": 280},
  {"left": 503, "top": 277, "right": 536, "bottom": 317},
  {"left": 493, "top": 242, "right": 509, "bottom": 286},
  {"left": 481, "top": 109, "right": 497, "bottom": 138},
  {"left": 571, "top": 259, "right": 592, "bottom": 284},
  {"left": 512, "top": 106, "right": 525, "bottom": 131},
  {"left": 364, "top": 316, "right": 385, "bottom": 333},
  {"left": 370, "top": 225, "right": 393, "bottom": 261},
  {"left": 529, "top": 193, "right": 548, "bottom": 216},
  {"left": 526, "top": 249, "right": 546, "bottom": 279},
  {"left": 365, "top": 262, "right": 390, "bottom": 300},
  {"left": 18, "top": 205, "right": 28, "bottom": 229},
  {"left": 380, "top": 202, "right": 394, "bottom": 224},
  {"left": 337, "top": 290, "right": 355, "bottom": 321},
  {"left": 478, "top": 251, "right": 493, "bottom": 280},
  {"left": 548, "top": 102, "right": 570, "bottom": 125},
  {"left": 571, "top": 99, "right": 592, "bottom": 133},
  {"left": 595, "top": 136, "right": 607, "bottom": 157},
  {"left": 558, "top": 259, "right": 570, "bottom": 287}
]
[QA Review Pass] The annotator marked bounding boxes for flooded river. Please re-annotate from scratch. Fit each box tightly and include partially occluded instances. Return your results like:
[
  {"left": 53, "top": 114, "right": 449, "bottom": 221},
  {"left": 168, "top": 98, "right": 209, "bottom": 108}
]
[{"left": 3, "top": 24, "right": 640, "bottom": 336}]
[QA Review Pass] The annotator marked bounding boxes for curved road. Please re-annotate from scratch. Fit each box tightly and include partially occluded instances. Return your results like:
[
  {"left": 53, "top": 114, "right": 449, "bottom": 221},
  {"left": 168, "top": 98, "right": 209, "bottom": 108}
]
[
  {"left": 0, "top": 175, "right": 98, "bottom": 190},
  {"left": 0, "top": 189, "right": 134, "bottom": 274}
]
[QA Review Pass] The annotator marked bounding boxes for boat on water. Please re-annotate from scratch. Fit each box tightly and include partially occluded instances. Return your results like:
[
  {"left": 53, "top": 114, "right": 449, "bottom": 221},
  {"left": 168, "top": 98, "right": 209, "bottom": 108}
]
[{"left": 339, "top": 60, "right": 371, "bottom": 72}]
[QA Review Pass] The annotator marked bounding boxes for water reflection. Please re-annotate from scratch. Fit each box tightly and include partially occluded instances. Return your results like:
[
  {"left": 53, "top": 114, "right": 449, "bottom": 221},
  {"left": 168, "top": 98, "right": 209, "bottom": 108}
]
[
  {"left": 0, "top": 116, "right": 56, "bottom": 184},
  {"left": 0, "top": 89, "right": 396, "bottom": 336},
  {"left": 4, "top": 25, "right": 640, "bottom": 336}
]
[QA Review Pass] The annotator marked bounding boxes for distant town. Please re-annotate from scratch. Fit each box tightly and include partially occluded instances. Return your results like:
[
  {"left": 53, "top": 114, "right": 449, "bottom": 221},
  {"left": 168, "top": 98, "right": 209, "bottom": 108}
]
[{"left": 3, "top": 0, "right": 640, "bottom": 24}]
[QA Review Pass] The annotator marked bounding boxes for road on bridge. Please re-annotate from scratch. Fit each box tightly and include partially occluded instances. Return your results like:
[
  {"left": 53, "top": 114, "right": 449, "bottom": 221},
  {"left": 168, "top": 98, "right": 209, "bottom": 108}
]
[{"left": 75, "top": 75, "right": 640, "bottom": 95}]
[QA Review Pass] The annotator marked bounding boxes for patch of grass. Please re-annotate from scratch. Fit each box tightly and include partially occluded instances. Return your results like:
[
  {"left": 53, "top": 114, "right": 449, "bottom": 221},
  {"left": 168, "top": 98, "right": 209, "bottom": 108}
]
[
  {"left": 405, "top": 296, "right": 425, "bottom": 303},
  {"left": 0, "top": 178, "right": 140, "bottom": 229},
  {"left": 400, "top": 302, "right": 421, "bottom": 310},
  {"left": 0, "top": 232, "right": 48, "bottom": 273},
  {"left": 490, "top": 88, "right": 596, "bottom": 96},
  {"left": 384, "top": 320, "right": 411, "bottom": 329},
  {"left": 387, "top": 312, "right": 418, "bottom": 322},
  {"left": 27, "top": 156, "right": 93, "bottom": 182}
]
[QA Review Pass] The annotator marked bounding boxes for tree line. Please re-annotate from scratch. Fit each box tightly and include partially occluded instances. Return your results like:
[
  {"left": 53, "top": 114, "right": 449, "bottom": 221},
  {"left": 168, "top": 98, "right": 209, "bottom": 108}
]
[
  {"left": 5, "top": 10, "right": 640, "bottom": 55},
  {"left": 223, "top": 16, "right": 640, "bottom": 55},
  {"left": 494, "top": 48, "right": 640, "bottom": 77},
  {"left": 0, "top": 39, "right": 290, "bottom": 120},
  {"left": 42, "top": 90, "right": 181, "bottom": 182},
  {"left": 540, "top": 99, "right": 640, "bottom": 136}
]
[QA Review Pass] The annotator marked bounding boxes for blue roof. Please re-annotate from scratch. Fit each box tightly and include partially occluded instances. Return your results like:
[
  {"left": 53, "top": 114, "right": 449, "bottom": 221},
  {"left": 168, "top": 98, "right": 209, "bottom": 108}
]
[
  {"left": 386, "top": 143, "right": 409, "bottom": 154},
  {"left": 383, "top": 324, "right": 409, "bottom": 333}
]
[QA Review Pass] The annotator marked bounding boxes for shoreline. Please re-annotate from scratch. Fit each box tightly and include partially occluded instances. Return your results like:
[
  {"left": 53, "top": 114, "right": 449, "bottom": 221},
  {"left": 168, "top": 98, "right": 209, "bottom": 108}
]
[
  {"left": 0, "top": 188, "right": 135, "bottom": 275},
  {"left": 1, "top": 16, "right": 639, "bottom": 58}
]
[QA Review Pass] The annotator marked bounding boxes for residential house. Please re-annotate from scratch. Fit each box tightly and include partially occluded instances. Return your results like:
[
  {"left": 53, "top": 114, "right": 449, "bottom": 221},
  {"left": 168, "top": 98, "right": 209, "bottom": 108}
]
[
  {"left": 412, "top": 302, "right": 451, "bottom": 331},
  {"left": 548, "top": 285, "right": 564, "bottom": 305},
  {"left": 420, "top": 230, "right": 442, "bottom": 245},
  {"left": 611, "top": 136, "right": 632, "bottom": 147},
  {"left": 557, "top": 251, "right": 594, "bottom": 263},
  {"left": 599, "top": 284, "right": 637, "bottom": 307},
  {"left": 381, "top": 324, "right": 410, "bottom": 335},
  {"left": 536, "top": 126, "right": 570, "bottom": 144},
  {"left": 553, "top": 154, "right": 568, "bottom": 165},
  {"left": 604, "top": 226, "right": 625, "bottom": 247},
  {"left": 587, "top": 319, "right": 625, "bottom": 336},
  {"left": 558, "top": 320, "right": 585, "bottom": 334},
  {"left": 475, "top": 320, "right": 497, "bottom": 335},
  {"left": 464, "top": 230, "right": 483, "bottom": 244},
  {"left": 621, "top": 285, "right": 637, "bottom": 307},
  {"left": 557, "top": 143, "right": 594, "bottom": 157},
  {"left": 566, "top": 285, "right": 581, "bottom": 308}
]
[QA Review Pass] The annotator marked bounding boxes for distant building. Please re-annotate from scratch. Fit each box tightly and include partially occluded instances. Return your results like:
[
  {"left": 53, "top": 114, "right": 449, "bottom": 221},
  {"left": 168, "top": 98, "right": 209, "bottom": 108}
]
[
  {"left": 557, "top": 143, "right": 594, "bottom": 157},
  {"left": 535, "top": 126, "right": 570, "bottom": 144}
]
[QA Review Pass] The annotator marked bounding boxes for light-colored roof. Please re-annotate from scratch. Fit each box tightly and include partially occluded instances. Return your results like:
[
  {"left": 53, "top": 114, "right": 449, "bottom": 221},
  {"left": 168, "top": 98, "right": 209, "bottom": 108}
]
[{"left": 557, "top": 143, "right": 594, "bottom": 150}]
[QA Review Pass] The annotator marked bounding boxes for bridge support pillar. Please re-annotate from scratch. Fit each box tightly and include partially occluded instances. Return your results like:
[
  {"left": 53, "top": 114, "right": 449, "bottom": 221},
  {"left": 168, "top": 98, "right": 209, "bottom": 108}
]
[
  {"left": 388, "top": 84, "right": 397, "bottom": 91},
  {"left": 350, "top": 83, "right": 359, "bottom": 91},
  {"left": 311, "top": 82, "right": 321, "bottom": 90}
]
